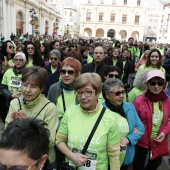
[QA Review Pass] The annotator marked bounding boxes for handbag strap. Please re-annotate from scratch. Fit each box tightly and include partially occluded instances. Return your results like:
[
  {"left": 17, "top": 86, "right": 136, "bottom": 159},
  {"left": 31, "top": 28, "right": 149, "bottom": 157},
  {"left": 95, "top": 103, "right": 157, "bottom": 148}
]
[
  {"left": 61, "top": 91, "right": 66, "bottom": 112},
  {"left": 17, "top": 98, "right": 22, "bottom": 111},
  {"left": 82, "top": 107, "right": 106, "bottom": 154},
  {"left": 34, "top": 102, "right": 51, "bottom": 118}
]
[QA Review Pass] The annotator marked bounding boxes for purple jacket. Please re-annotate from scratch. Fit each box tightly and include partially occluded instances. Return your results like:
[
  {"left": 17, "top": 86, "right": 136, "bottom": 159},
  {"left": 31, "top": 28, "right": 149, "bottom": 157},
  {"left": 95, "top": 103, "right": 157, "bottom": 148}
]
[{"left": 133, "top": 91, "right": 170, "bottom": 149}]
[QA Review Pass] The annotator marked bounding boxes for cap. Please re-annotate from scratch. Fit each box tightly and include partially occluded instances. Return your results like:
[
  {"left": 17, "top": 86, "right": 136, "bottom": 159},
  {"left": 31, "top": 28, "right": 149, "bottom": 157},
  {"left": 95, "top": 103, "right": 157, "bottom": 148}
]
[
  {"left": 14, "top": 52, "right": 26, "bottom": 63},
  {"left": 147, "top": 70, "right": 165, "bottom": 81}
]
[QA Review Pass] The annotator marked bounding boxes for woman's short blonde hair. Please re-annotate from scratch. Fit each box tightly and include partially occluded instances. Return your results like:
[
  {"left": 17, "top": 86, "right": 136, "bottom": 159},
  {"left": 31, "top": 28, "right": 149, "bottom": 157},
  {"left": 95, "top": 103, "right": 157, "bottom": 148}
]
[{"left": 74, "top": 73, "right": 102, "bottom": 94}]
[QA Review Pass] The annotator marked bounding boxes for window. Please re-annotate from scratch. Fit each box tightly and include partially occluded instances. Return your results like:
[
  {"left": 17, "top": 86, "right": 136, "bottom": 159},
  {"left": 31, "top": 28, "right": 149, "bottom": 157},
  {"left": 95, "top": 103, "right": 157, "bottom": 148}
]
[
  {"left": 161, "top": 15, "right": 164, "bottom": 22},
  {"left": 137, "top": 0, "right": 140, "bottom": 6},
  {"left": 70, "top": 12, "right": 72, "bottom": 16},
  {"left": 86, "top": 12, "right": 91, "bottom": 22},
  {"left": 135, "top": 15, "right": 140, "bottom": 24},
  {"left": 122, "top": 15, "right": 127, "bottom": 24},
  {"left": 166, "top": 25, "right": 168, "bottom": 32},
  {"left": 124, "top": 0, "right": 127, "bottom": 5},
  {"left": 65, "top": 11, "right": 67, "bottom": 15},
  {"left": 150, "top": 19, "right": 152, "bottom": 22},
  {"left": 101, "top": 0, "right": 104, "bottom": 4},
  {"left": 148, "top": 26, "right": 151, "bottom": 29},
  {"left": 99, "top": 13, "right": 104, "bottom": 22},
  {"left": 168, "top": 14, "right": 170, "bottom": 22},
  {"left": 88, "top": 0, "right": 91, "bottom": 3},
  {"left": 110, "top": 13, "right": 115, "bottom": 23}
]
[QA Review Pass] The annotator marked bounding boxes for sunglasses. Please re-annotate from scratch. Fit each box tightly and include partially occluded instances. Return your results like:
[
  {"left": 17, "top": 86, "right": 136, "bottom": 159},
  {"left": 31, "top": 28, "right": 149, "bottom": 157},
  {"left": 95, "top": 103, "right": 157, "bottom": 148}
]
[
  {"left": 149, "top": 81, "right": 164, "bottom": 86},
  {"left": 60, "top": 69, "right": 75, "bottom": 75},
  {"left": 50, "top": 57, "right": 58, "bottom": 61},
  {"left": 27, "top": 47, "right": 35, "bottom": 50},
  {"left": 110, "top": 90, "right": 125, "bottom": 96},
  {"left": 108, "top": 74, "right": 119, "bottom": 78},
  {"left": 8, "top": 45, "right": 14, "bottom": 49}
]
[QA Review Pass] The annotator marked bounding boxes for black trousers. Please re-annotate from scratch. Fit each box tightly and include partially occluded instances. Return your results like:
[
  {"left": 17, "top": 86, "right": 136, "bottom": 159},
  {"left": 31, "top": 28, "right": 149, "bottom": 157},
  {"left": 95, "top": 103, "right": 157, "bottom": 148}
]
[
  {"left": 0, "top": 94, "right": 7, "bottom": 123},
  {"left": 133, "top": 145, "right": 162, "bottom": 170}
]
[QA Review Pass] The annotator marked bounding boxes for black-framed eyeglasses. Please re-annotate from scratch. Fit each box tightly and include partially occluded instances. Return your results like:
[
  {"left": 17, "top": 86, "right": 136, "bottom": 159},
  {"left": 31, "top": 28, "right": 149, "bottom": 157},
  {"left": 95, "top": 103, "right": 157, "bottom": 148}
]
[
  {"left": 0, "top": 159, "right": 39, "bottom": 170},
  {"left": 60, "top": 69, "right": 75, "bottom": 75},
  {"left": 27, "top": 47, "right": 35, "bottom": 51},
  {"left": 149, "top": 81, "right": 164, "bottom": 86},
  {"left": 8, "top": 45, "right": 14, "bottom": 49},
  {"left": 108, "top": 74, "right": 119, "bottom": 79},
  {"left": 50, "top": 57, "right": 58, "bottom": 61},
  {"left": 75, "top": 89, "right": 96, "bottom": 97},
  {"left": 110, "top": 90, "right": 125, "bottom": 96}
]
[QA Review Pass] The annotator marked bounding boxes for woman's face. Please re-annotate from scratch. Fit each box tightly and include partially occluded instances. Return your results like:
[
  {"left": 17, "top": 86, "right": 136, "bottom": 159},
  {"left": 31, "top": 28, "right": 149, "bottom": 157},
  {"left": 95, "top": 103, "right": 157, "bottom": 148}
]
[
  {"left": 53, "top": 42, "right": 60, "bottom": 50},
  {"left": 122, "top": 50, "right": 129, "bottom": 60},
  {"left": 77, "top": 82, "right": 99, "bottom": 111},
  {"left": 61, "top": 65, "right": 76, "bottom": 85},
  {"left": 150, "top": 51, "right": 160, "bottom": 66},
  {"left": 106, "top": 85, "right": 124, "bottom": 106},
  {"left": 40, "top": 44, "right": 45, "bottom": 52},
  {"left": 26, "top": 44, "right": 35, "bottom": 56},
  {"left": 105, "top": 71, "right": 119, "bottom": 80},
  {"left": 83, "top": 49, "right": 88, "bottom": 56},
  {"left": 14, "top": 55, "right": 25, "bottom": 69},
  {"left": 148, "top": 77, "right": 164, "bottom": 95},
  {"left": 6, "top": 42, "right": 14, "bottom": 54},
  {"left": 17, "top": 47, "right": 23, "bottom": 53},
  {"left": 22, "top": 80, "right": 42, "bottom": 101},
  {"left": 144, "top": 51, "right": 150, "bottom": 59},
  {"left": 112, "top": 49, "right": 119, "bottom": 58}
]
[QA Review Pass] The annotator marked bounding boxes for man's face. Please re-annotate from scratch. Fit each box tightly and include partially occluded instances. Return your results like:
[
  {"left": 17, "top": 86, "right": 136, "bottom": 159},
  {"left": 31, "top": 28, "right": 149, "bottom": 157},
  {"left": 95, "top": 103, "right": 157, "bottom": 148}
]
[
  {"left": 93, "top": 46, "right": 105, "bottom": 65},
  {"left": 0, "top": 149, "right": 39, "bottom": 170},
  {"left": 128, "top": 39, "right": 134, "bottom": 46}
]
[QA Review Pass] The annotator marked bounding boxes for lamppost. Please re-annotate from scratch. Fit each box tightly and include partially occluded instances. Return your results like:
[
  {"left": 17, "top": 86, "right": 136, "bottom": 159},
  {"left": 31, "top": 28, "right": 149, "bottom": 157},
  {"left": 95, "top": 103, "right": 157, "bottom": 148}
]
[
  {"left": 56, "top": 18, "right": 59, "bottom": 29},
  {"left": 29, "top": 8, "right": 36, "bottom": 35}
]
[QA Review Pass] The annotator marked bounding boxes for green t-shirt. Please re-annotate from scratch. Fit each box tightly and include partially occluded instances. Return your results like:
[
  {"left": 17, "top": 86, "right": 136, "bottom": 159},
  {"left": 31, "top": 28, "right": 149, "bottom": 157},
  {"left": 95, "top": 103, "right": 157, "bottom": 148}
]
[
  {"left": 56, "top": 89, "right": 76, "bottom": 118},
  {"left": 1, "top": 68, "right": 22, "bottom": 93},
  {"left": 87, "top": 55, "right": 93, "bottom": 63},
  {"left": 128, "top": 87, "right": 144, "bottom": 103},
  {"left": 26, "top": 60, "right": 33, "bottom": 67},
  {"left": 151, "top": 102, "right": 163, "bottom": 139},
  {"left": 113, "top": 59, "right": 117, "bottom": 66},
  {"left": 59, "top": 104, "right": 120, "bottom": 170},
  {"left": 51, "top": 65, "right": 57, "bottom": 74},
  {"left": 136, "top": 64, "right": 165, "bottom": 76},
  {"left": 121, "top": 60, "right": 126, "bottom": 80}
]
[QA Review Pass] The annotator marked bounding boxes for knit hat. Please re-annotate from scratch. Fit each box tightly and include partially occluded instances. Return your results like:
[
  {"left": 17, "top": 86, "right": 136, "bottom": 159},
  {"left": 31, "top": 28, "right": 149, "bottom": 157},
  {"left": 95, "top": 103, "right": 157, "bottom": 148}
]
[{"left": 147, "top": 70, "right": 165, "bottom": 81}]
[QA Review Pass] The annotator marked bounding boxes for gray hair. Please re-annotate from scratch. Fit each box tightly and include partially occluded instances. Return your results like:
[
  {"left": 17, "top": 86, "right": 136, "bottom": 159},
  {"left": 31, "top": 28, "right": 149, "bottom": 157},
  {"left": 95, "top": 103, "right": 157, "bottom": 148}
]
[
  {"left": 102, "top": 78, "right": 124, "bottom": 94},
  {"left": 133, "top": 70, "right": 149, "bottom": 90},
  {"left": 49, "top": 50, "right": 61, "bottom": 60},
  {"left": 14, "top": 52, "right": 26, "bottom": 63}
]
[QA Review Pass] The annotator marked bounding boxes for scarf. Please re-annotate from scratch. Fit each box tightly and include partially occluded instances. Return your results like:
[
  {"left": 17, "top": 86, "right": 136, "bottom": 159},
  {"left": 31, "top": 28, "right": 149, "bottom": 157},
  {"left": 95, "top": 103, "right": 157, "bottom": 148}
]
[
  {"left": 60, "top": 80, "right": 75, "bottom": 90},
  {"left": 145, "top": 89, "right": 164, "bottom": 102},
  {"left": 105, "top": 99, "right": 126, "bottom": 118}
]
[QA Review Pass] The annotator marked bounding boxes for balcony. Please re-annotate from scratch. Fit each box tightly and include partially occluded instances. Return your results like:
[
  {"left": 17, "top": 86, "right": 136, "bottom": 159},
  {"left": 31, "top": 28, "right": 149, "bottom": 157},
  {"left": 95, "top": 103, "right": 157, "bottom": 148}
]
[
  {"left": 122, "top": 21, "right": 127, "bottom": 24},
  {"left": 86, "top": 18, "right": 91, "bottom": 22}
]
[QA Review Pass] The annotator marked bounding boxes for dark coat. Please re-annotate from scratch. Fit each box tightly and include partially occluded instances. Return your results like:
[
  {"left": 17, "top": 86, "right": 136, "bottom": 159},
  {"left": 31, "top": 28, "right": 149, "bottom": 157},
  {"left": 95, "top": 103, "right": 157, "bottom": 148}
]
[
  {"left": 42, "top": 63, "right": 61, "bottom": 97},
  {"left": 81, "top": 61, "right": 107, "bottom": 82}
]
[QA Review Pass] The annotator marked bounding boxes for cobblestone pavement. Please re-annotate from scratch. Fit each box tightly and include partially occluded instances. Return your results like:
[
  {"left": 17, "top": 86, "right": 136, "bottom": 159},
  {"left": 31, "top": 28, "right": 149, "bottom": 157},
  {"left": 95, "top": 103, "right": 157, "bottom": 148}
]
[{"left": 0, "top": 118, "right": 169, "bottom": 169}]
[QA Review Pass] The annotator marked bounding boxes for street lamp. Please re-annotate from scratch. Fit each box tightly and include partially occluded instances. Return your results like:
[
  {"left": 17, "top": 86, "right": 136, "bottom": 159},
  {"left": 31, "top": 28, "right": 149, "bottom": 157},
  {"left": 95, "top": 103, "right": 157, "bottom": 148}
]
[
  {"left": 29, "top": 8, "right": 36, "bottom": 35},
  {"left": 56, "top": 18, "right": 59, "bottom": 29}
]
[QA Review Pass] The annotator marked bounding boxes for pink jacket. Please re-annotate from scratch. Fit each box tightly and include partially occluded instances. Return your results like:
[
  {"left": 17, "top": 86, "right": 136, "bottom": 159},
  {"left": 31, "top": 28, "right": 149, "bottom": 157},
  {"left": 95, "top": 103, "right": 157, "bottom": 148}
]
[
  {"left": 133, "top": 92, "right": 170, "bottom": 149},
  {"left": 135, "top": 58, "right": 146, "bottom": 71}
]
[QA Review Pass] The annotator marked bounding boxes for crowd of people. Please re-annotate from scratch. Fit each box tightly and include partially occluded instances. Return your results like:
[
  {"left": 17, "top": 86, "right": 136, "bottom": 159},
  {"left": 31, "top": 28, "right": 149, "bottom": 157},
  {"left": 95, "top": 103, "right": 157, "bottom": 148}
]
[{"left": 0, "top": 34, "right": 170, "bottom": 170}]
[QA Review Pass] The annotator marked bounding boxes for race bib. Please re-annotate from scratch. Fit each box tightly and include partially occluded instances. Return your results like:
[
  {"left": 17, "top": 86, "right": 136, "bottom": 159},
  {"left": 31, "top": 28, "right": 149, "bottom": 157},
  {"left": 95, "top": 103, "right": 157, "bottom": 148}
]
[
  {"left": 69, "top": 148, "right": 97, "bottom": 170},
  {"left": 120, "top": 146, "right": 127, "bottom": 154},
  {"left": 9, "top": 77, "right": 21, "bottom": 89}
]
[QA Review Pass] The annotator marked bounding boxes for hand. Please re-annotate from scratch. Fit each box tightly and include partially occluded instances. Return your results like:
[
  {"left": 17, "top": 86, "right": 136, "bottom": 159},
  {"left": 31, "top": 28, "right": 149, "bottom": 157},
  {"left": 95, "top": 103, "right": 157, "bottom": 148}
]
[
  {"left": 120, "top": 137, "right": 129, "bottom": 147},
  {"left": 154, "top": 132, "right": 165, "bottom": 142},
  {"left": 70, "top": 152, "right": 90, "bottom": 167},
  {"left": 11, "top": 110, "right": 27, "bottom": 120},
  {"left": 11, "top": 92, "right": 21, "bottom": 99}
]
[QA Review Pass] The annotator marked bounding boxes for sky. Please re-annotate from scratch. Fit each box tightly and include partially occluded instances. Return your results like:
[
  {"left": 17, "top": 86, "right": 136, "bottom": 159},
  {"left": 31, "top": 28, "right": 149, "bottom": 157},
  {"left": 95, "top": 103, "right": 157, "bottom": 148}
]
[{"left": 73, "top": 0, "right": 160, "bottom": 7}]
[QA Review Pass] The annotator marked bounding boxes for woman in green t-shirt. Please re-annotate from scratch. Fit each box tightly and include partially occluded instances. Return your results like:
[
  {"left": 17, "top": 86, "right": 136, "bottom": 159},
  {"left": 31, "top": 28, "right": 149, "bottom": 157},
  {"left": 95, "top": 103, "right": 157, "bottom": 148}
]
[{"left": 56, "top": 73, "right": 120, "bottom": 170}]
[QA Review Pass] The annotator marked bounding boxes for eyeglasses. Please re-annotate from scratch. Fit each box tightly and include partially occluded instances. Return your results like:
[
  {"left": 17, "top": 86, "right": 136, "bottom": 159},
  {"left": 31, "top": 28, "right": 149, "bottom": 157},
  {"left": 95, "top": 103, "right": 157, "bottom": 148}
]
[
  {"left": 149, "top": 81, "right": 164, "bottom": 86},
  {"left": 14, "top": 58, "right": 24, "bottom": 62},
  {"left": 75, "top": 89, "right": 96, "bottom": 97},
  {"left": 108, "top": 74, "right": 119, "bottom": 79},
  {"left": 22, "top": 83, "right": 39, "bottom": 90},
  {"left": 60, "top": 69, "right": 75, "bottom": 75},
  {"left": 110, "top": 90, "right": 125, "bottom": 96},
  {"left": 8, "top": 45, "right": 14, "bottom": 49},
  {"left": 50, "top": 57, "right": 58, "bottom": 61},
  {"left": 0, "top": 160, "right": 38, "bottom": 170},
  {"left": 27, "top": 47, "right": 35, "bottom": 51}
]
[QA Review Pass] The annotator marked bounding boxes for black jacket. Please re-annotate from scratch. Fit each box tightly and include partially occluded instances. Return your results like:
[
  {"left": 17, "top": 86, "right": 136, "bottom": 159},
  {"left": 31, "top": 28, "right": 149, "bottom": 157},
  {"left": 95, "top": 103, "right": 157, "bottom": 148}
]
[{"left": 81, "top": 61, "right": 107, "bottom": 82}]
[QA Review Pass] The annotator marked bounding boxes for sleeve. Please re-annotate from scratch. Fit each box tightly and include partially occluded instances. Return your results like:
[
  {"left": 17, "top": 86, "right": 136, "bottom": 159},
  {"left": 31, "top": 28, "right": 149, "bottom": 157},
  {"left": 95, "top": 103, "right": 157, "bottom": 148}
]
[
  {"left": 107, "top": 143, "right": 120, "bottom": 170},
  {"left": 126, "top": 104, "right": 145, "bottom": 145},
  {"left": 81, "top": 64, "right": 86, "bottom": 74},
  {"left": 47, "top": 85, "right": 55, "bottom": 104},
  {"left": 44, "top": 103, "right": 58, "bottom": 147},
  {"left": 128, "top": 90, "right": 136, "bottom": 103},
  {"left": 56, "top": 131, "right": 68, "bottom": 145},
  {"left": 0, "top": 84, "right": 12, "bottom": 100}
]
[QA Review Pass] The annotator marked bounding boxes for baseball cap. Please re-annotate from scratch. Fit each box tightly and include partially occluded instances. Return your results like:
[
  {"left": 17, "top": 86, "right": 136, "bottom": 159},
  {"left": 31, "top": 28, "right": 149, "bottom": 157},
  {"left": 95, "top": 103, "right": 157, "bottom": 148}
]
[{"left": 147, "top": 70, "right": 165, "bottom": 81}]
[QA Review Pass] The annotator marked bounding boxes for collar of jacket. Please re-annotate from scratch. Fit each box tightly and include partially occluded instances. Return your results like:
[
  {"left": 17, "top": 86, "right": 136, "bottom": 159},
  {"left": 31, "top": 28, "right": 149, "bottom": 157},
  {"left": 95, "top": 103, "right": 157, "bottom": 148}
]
[{"left": 144, "top": 90, "right": 168, "bottom": 101}]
